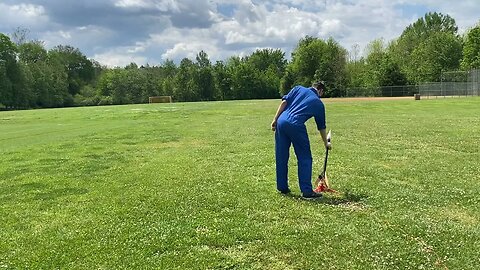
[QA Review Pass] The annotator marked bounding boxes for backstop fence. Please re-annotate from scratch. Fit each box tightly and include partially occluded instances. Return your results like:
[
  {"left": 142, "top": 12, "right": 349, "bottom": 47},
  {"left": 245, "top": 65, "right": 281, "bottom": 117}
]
[
  {"left": 345, "top": 69, "right": 480, "bottom": 98},
  {"left": 418, "top": 69, "right": 480, "bottom": 98}
]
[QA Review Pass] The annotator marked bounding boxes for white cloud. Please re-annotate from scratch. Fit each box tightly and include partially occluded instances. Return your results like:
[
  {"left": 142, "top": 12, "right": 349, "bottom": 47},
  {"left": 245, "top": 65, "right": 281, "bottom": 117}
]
[
  {"left": 0, "top": 3, "right": 49, "bottom": 31},
  {"left": 41, "top": 26, "right": 117, "bottom": 54},
  {"left": 114, "top": 0, "right": 181, "bottom": 12},
  {"left": 93, "top": 50, "right": 148, "bottom": 67},
  {"left": 10, "top": 3, "right": 45, "bottom": 17},
  {"left": 114, "top": 0, "right": 150, "bottom": 8},
  {"left": 148, "top": 28, "right": 221, "bottom": 61},
  {"left": 1, "top": 0, "right": 480, "bottom": 66}
]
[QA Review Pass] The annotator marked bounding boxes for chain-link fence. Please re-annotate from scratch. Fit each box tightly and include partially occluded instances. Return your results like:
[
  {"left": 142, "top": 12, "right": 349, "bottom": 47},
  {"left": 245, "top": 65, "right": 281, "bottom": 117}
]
[
  {"left": 419, "top": 69, "right": 480, "bottom": 98},
  {"left": 345, "top": 69, "right": 480, "bottom": 98}
]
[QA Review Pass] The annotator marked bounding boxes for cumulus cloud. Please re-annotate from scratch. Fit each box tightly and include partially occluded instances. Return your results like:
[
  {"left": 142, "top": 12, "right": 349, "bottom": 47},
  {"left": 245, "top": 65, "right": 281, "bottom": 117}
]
[
  {"left": 93, "top": 49, "right": 148, "bottom": 67},
  {"left": 0, "top": 3, "right": 49, "bottom": 32}
]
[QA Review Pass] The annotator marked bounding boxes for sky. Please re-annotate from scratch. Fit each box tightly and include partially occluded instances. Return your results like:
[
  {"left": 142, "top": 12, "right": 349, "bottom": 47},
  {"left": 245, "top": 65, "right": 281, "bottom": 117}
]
[{"left": 1, "top": 0, "right": 479, "bottom": 67}]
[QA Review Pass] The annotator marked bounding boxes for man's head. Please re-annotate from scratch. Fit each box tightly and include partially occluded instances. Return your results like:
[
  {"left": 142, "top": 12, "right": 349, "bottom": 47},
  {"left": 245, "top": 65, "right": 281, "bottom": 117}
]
[{"left": 312, "top": 81, "right": 326, "bottom": 96}]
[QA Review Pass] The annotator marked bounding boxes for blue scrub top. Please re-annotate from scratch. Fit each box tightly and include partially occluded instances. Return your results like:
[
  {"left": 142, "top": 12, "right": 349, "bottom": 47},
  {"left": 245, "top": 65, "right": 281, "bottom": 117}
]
[{"left": 280, "top": 85, "right": 326, "bottom": 130}]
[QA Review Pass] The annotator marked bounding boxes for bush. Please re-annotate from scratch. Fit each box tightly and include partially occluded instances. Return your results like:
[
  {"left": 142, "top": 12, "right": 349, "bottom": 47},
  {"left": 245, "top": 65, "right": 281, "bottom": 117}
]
[
  {"left": 97, "top": 96, "right": 113, "bottom": 106},
  {"left": 74, "top": 94, "right": 101, "bottom": 106}
]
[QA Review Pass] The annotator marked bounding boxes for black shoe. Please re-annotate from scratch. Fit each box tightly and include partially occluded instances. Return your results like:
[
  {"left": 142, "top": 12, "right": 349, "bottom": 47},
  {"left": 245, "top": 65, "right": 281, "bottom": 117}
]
[
  {"left": 302, "top": 191, "right": 322, "bottom": 200},
  {"left": 278, "top": 188, "right": 291, "bottom": 194}
]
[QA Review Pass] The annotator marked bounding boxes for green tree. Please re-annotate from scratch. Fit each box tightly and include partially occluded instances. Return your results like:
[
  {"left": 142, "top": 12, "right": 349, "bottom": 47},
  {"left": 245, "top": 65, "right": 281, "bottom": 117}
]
[
  {"left": 282, "top": 36, "right": 347, "bottom": 97},
  {"left": 248, "top": 48, "right": 286, "bottom": 74},
  {"left": 212, "top": 60, "right": 232, "bottom": 100},
  {"left": 321, "top": 38, "right": 348, "bottom": 97},
  {"left": 0, "top": 34, "right": 17, "bottom": 108},
  {"left": 409, "top": 32, "right": 462, "bottom": 82},
  {"left": 279, "top": 68, "right": 296, "bottom": 96},
  {"left": 18, "top": 41, "right": 48, "bottom": 63},
  {"left": 246, "top": 48, "right": 286, "bottom": 98},
  {"left": 0, "top": 60, "right": 12, "bottom": 108},
  {"left": 45, "top": 60, "right": 70, "bottom": 107},
  {"left": 125, "top": 62, "right": 138, "bottom": 69},
  {"left": 229, "top": 59, "right": 257, "bottom": 100},
  {"left": 18, "top": 41, "right": 48, "bottom": 107},
  {"left": 0, "top": 33, "right": 30, "bottom": 109},
  {"left": 346, "top": 54, "right": 365, "bottom": 89},
  {"left": 159, "top": 60, "right": 177, "bottom": 97},
  {"left": 380, "top": 55, "right": 407, "bottom": 86},
  {"left": 461, "top": 24, "right": 480, "bottom": 70},
  {"left": 49, "top": 45, "right": 95, "bottom": 98},
  {"left": 74, "top": 85, "right": 99, "bottom": 106},
  {"left": 10, "top": 27, "right": 30, "bottom": 45},
  {"left": 362, "top": 39, "right": 385, "bottom": 88},
  {"left": 173, "top": 58, "right": 199, "bottom": 102},
  {"left": 285, "top": 36, "right": 327, "bottom": 89},
  {"left": 195, "top": 51, "right": 215, "bottom": 101},
  {"left": 391, "top": 12, "right": 461, "bottom": 83},
  {"left": 141, "top": 67, "right": 162, "bottom": 99},
  {"left": 100, "top": 67, "right": 150, "bottom": 105}
]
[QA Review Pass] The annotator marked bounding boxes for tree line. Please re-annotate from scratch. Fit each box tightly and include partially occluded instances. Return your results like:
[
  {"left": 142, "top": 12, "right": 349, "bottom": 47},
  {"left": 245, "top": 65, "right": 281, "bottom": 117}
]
[{"left": 1, "top": 12, "right": 479, "bottom": 110}]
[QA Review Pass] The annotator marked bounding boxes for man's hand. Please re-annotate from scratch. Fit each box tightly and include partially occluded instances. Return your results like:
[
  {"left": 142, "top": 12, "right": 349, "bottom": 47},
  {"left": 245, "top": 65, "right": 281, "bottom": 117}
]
[
  {"left": 271, "top": 120, "right": 277, "bottom": 131},
  {"left": 272, "top": 100, "right": 287, "bottom": 132},
  {"left": 325, "top": 142, "right": 332, "bottom": 150}
]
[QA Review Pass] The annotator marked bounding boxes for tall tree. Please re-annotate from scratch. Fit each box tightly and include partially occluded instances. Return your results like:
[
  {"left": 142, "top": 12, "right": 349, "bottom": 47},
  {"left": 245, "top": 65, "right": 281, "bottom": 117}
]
[
  {"left": 18, "top": 41, "right": 48, "bottom": 107},
  {"left": 408, "top": 32, "right": 462, "bottom": 82},
  {"left": 0, "top": 34, "right": 15, "bottom": 108},
  {"left": 282, "top": 36, "right": 347, "bottom": 97},
  {"left": 0, "top": 33, "right": 28, "bottom": 109},
  {"left": 362, "top": 39, "right": 385, "bottom": 88},
  {"left": 213, "top": 60, "right": 232, "bottom": 100},
  {"left": 391, "top": 12, "right": 461, "bottom": 83},
  {"left": 10, "top": 27, "right": 30, "bottom": 45},
  {"left": 346, "top": 58, "right": 365, "bottom": 89},
  {"left": 159, "top": 59, "right": 177, "bottom": 97},
  {"left": 247, "top": 48, "right": 287, "bottom": 98},
  {"left": 229, "top": 59, "right": 257, "bottom": 100},
  {"left": 96, "top": 68, "right": 145, "bottom": 105},
  {"left": 321, "top": 38, "right": 348, "bottom": 97},
  {"left": 379, "top": 54, "right": 407, "bottom": 86},
  {"left": 461, "top": 24, "right": 480, "bottom": 70},
  {"left": 247, "top": 48, "right": 286, "bottom": 74},
  {"left": 49, "top": 45, "right": 95, "bottom": 98},
  {"left": 173, "top": 58, "right": 199, "bottom": 102},
  {"left": 285, "top": 36, "right": 327, "bottom": 89},
  {"left": 195, "top": 51, "right": 215, "bottom": 101}
]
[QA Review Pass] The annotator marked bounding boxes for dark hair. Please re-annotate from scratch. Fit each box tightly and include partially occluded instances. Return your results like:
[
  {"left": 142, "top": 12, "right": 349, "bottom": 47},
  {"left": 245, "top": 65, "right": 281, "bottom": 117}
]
[{"left": 312, "top": 81, "right": 326, "bottom": 91}]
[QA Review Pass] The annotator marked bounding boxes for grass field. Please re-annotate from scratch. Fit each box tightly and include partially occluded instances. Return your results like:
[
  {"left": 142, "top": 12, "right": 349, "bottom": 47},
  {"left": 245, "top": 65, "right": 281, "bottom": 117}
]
[{"left": 1, "top": 97, "right": 479, "bottom": 269}]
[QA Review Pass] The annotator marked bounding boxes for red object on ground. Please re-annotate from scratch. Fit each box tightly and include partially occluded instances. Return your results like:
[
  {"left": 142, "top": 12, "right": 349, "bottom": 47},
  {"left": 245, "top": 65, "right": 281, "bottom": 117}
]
[{"left": 314, "top": 177, "right": 338, "bottom": 193}]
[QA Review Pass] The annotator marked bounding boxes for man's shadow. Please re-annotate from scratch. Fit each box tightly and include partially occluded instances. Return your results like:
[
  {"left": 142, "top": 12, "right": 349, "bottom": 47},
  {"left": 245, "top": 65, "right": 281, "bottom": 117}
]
[{"left": 283, "top": 190, "right": 368, "bottom": 206}]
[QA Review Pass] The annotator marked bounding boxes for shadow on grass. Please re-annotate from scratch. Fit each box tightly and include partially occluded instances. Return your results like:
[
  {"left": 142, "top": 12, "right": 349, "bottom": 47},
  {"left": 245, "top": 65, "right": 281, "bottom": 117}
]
[
  {"left": 1, "top": 183, "right": 88, "bottom": 204},
  {"left": 21, "top": 182, "right": 48, "bottom": 190},
  {"left": 34, "top": 187, "right": 89, "bottom": 200},
  {"left": 0, "top": 182, "right": 48, "bottom": 198},
  {"left": 282, "top": 190, "right": 369, "bottom": 207}
]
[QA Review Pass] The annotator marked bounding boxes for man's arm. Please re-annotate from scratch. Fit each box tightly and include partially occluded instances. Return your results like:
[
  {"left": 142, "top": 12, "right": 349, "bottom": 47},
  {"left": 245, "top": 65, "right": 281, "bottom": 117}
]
[
  {"left": 271, "top": 100, "right": 287, "bottom": 131},
  {"left": 319, "top": 129, "right": 332, "bottom": 150}
]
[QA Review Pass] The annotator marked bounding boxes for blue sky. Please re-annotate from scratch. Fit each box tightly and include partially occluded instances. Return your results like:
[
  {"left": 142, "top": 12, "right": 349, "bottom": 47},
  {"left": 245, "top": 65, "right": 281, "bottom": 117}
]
[
  {"left": 396, "top": 3, "right": 430, "bottom": 17},
  {"left": 0, "top": 0, "right": 478, "bottom": 67}
]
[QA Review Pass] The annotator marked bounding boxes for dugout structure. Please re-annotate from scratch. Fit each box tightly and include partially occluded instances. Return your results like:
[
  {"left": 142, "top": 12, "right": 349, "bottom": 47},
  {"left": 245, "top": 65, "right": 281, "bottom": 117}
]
[{"left": 149, "top": 96, "right": 172, "bottom": 103}]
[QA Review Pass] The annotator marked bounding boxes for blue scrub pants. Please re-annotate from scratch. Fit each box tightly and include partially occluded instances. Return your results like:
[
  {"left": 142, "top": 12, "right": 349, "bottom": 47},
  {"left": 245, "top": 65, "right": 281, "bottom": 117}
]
[{"left": 275, "top": 119, "right": 313, "bottom": 194}]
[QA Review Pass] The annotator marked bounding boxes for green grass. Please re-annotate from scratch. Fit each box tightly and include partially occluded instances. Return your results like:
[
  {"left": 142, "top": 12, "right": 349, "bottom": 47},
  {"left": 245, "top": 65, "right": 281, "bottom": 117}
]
[{"left": 1, "top": 97, "right": 479, "bottom": 269}]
